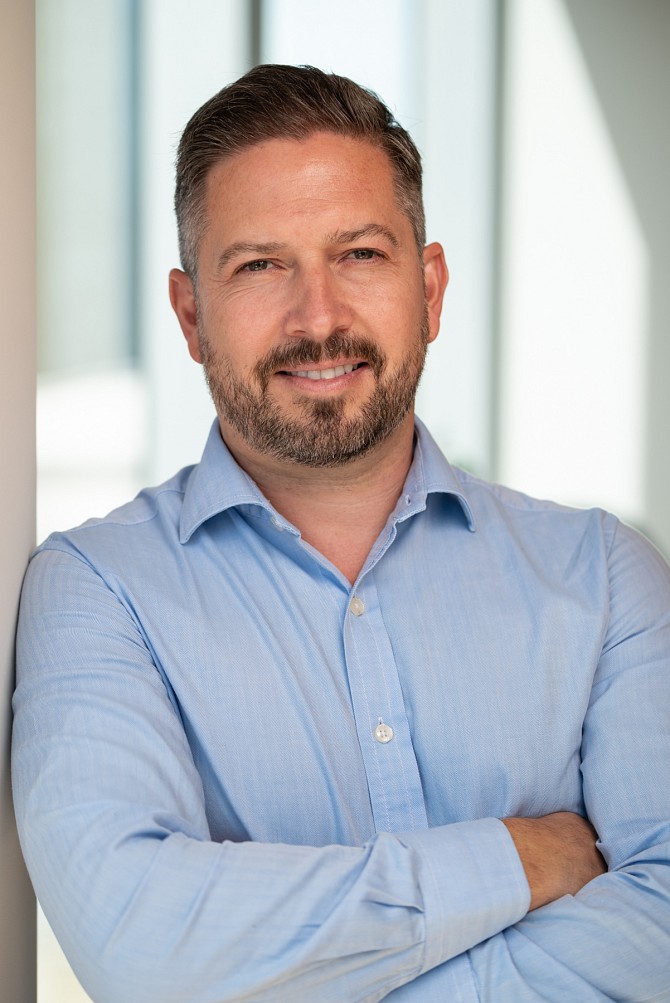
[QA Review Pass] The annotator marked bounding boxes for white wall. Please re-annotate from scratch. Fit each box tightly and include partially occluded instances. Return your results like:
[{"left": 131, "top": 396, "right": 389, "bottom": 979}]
[
  {"left": 498, "top": 0, "right": 670, "bottom": 555},
  {"left": 0, "top": 1, "right": 37, "bottom": 1000},
  {"left": 562, "top": 0, "right": 670, "bottom": 554}
]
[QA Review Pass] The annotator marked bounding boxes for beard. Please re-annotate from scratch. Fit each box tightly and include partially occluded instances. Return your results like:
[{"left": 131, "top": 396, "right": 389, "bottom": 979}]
[{"left": 199, "top": 315, "right": 429, "bottom": 468}]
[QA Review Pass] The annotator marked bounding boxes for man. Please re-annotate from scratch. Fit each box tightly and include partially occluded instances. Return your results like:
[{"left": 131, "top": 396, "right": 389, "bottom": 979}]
[{"left": 12, "top": 65, "right": 670, "bottom": 1002}]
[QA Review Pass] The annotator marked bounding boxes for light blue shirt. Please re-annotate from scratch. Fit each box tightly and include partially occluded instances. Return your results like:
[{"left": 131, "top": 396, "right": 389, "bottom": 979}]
[{"left": 12, "top": 418, "right": 670, "bottom": 1002}]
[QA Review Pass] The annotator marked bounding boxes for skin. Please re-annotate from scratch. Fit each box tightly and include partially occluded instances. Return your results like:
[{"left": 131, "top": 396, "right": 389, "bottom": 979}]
[{"left": 169, "top": 130, "right": 605, "bottom": 907}]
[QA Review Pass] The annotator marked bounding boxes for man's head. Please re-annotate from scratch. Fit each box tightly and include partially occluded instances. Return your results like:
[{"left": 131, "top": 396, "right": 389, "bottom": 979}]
[
  {"left": 174, "top": 63, "right": 426, "bottom": 282},
  {"left": 169, "top": 69, "right": 448, "bottom": 471}
]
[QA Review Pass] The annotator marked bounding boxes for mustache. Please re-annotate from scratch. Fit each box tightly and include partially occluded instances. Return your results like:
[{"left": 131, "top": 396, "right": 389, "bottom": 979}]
[{"left": 254, "top": 333, "right": 386, "bottom": 388}]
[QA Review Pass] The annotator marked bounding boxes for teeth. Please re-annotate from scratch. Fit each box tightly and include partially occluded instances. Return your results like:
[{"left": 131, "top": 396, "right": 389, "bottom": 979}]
[{"left": 290, "top": 363, "right": 358, "bottom": 380}]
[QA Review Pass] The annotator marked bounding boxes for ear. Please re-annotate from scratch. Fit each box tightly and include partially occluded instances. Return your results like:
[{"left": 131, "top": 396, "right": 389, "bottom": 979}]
[
  {"left": 422, "top": 243, "right": 449, "bottom": 344},
  {"left": 169, "top": 268, "right": 202, "bottom": 363}
]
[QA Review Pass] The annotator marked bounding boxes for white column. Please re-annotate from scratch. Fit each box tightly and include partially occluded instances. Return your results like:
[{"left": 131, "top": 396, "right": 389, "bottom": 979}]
[
  {"left": 415, "top": 0, "right": 499, "bottom": 475},
  {"left": 140, "top": 0, "right": 250, "bottom": 483},
  {"left": 0, "top": 1, "right": 37, "bottom": 1000}
]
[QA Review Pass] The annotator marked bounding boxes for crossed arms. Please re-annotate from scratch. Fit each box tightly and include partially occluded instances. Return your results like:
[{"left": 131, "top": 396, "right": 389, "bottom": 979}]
[{"left": 12, "top": 520, "right": 670, "bottom": 1002}]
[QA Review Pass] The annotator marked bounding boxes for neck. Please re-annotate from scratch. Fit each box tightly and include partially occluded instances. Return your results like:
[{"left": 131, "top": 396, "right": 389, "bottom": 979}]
[{"left": 220, "top": 413, "right": 416, "bottom": 584}]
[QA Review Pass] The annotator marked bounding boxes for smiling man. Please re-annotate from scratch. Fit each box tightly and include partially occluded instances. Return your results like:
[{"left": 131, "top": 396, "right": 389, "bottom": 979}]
[
  {"left": 182, "top": 136, "right": 434, "bottom": 468},
  {"left": 12, "top": 65, "right": 670, "bottom": 1003},
  {"left": 169, "top": 127, "right": 445, "bottom": 583}
]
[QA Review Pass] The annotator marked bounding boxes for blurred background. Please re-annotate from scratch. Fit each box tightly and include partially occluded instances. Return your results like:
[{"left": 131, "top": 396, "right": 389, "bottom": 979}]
[{"left": 33, "top": 0, "right": 670, "bottom": 998}]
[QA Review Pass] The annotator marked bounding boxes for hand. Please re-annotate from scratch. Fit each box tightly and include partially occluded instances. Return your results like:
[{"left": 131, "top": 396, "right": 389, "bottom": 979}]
[{"left": 502, "top": 811, "right": 607, "bottom": 911}]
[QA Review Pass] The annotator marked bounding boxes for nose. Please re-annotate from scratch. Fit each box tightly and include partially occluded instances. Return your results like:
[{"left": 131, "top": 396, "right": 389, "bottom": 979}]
[{"left": 285, "top": 264, "right": 352, "bottom": 341}]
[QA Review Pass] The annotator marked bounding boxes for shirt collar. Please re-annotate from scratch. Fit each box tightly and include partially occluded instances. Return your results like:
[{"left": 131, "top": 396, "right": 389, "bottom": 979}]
[
  {"left": 179, "top": 421, "right": 272, "bottom": 543},
  {"left": 403, "top": 417, "right": 476, "bottom": 530},
  {"left": 180, "top": 416, "right": 475, "bottom": 544}
]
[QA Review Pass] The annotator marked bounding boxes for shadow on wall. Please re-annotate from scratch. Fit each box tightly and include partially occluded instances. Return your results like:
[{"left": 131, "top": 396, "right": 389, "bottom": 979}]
[{"left": 563, "top": 0, "right": 670, "bottom": 556}]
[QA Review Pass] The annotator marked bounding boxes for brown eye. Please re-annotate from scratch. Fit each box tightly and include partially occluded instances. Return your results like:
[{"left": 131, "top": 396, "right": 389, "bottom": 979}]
[{"left": 244, "top": 259, "right": 271, "bottom": 272}]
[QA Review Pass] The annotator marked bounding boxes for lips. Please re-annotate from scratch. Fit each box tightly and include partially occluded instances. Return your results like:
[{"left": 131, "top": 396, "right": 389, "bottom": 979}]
[{"left": 285, "top": 363, "right": 364, "bottom": 381}]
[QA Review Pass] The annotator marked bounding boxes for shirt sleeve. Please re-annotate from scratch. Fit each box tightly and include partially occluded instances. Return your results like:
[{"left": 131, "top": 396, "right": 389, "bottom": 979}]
[
  {"left": 391, "top": 520, "right": 670, "bottom": 1002},
  {"left": 12, "top": 546, "right": 528, "bottom": 1003}
]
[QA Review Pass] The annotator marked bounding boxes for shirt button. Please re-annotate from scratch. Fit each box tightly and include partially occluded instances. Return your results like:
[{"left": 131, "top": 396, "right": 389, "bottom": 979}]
[
  {"left": 270, "top": 516, "right": 284, "bottom": 532},
  {"left": 374, "top": 720, "right": 394, "bottom": 744},
  {"left": 349, "top": 596, "right": 365, "bottom": 616}
]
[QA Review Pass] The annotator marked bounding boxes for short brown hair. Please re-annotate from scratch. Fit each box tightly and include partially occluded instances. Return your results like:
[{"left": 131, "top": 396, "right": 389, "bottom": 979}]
[{"left": 174, "top": 64, "right": 425, "bottom": 279}]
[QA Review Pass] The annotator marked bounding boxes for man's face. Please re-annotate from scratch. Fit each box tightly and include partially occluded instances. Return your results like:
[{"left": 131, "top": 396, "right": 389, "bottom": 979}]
[{"left": 171, "top": 131, "right": 447, "bottom": 467}]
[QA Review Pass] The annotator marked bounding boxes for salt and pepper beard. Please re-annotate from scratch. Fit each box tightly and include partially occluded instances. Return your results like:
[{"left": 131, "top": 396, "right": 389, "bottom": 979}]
[{"left": 198, "top": 313, "right": 429, "bottom": 468}]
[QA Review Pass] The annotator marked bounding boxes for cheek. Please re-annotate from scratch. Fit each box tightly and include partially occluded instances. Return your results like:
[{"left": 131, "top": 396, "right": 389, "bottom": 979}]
[
  {"left": 374, "top": 293, "right": 425, "bottom": 348},
  {"left": 208, "top": 290, "right": 286, "bottom": 349}
]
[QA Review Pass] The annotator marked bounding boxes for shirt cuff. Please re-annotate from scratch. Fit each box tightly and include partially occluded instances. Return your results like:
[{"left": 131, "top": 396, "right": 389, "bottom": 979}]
[{"left": 398, "top": 817, "right": 530, "bottom": 973}]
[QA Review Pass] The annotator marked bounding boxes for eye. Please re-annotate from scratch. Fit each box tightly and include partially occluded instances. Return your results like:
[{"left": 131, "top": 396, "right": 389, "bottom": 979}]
[
  {"left": 347, "top": 248, "right": 381, "bottom": 261},
  {"left": 239, "top": 259, "right": 274, "bottom": 273}
]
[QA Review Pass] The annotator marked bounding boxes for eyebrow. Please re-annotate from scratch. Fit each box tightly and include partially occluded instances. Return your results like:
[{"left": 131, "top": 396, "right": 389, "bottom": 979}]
[
  {"left": 217, "top": 241, "right": 286, "bottom": 271},
  {"left": 327, "top": 223, "right": 400, "bottom": 248}
]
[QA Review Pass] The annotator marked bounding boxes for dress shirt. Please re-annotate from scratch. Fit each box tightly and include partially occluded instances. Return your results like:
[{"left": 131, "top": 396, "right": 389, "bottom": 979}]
[{"left": 12, "top": 417, "right": 670, "bottom": 1003}]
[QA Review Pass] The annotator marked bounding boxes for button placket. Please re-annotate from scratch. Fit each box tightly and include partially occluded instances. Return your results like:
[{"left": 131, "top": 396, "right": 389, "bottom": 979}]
[{"left": 343, "top": 576, "right": 428, "bottom": 832}]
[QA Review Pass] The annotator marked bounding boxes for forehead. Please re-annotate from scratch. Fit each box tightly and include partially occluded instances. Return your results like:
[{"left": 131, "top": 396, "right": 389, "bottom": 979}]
[{"left": 202, "top": 132, "right": 403, "bottom": 234}]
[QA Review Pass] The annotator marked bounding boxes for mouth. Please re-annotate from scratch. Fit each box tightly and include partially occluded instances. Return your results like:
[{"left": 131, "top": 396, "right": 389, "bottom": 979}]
[
  {"left": 281, "top": 362, "right": 366, "bottom": 381},
  {"left": 255, "top": 334, "right": 384, "bottom": 390}
]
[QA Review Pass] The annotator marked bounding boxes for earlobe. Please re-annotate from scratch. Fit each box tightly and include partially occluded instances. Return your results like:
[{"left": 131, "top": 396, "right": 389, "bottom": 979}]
[
  {"left": 169, "top": 268, "right": 202, "bottom": 363},
  {"left": 422, "top": 243, "right": 449, "bottom": 344}
]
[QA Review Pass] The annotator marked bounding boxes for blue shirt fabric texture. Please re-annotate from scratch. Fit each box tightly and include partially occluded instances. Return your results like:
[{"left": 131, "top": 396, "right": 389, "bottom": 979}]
[{"left": 12, "top": 418, "right": 670, "bottom": 1003}]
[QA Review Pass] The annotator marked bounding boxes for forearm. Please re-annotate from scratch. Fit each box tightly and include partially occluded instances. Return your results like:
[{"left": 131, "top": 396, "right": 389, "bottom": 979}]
[
  {"left": 13, "top": 551, "right": 529, "bottom": 1003},
  {"left": 466, "top": 857, "right": 670, "bottom": 1002},
  {"left": 384, "top": 827, "right": 669, "bottom": 1002},
  {"left": 15, "top": 800, "right": 528, "bottom": 1003},
  {"left": 386, "top": 856, "right": 670, "bottom": 1003},
  {"left": 502, "top": 812, "right": 605, "bottom": 910},
  {"left": 14, "top": 701, "right": 535, "bottom": 1003}
]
